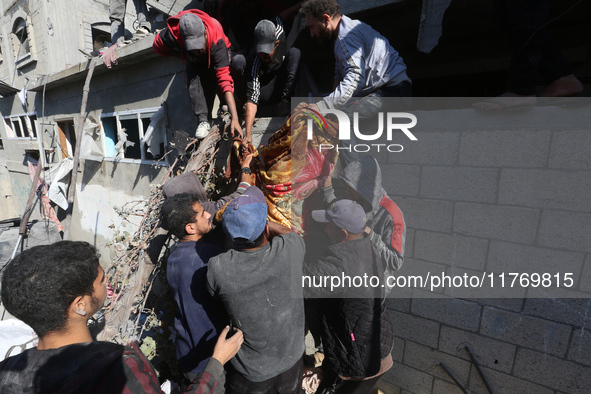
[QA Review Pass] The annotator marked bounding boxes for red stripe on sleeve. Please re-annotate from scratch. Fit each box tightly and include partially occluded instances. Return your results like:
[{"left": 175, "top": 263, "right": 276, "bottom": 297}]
[{"left": 379, "top": 195, "right": 405, "bottom": 254}]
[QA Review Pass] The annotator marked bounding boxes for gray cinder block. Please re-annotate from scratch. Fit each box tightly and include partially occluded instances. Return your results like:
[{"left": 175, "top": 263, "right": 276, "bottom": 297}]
[
  {"left": 411, "top": 297, "right": 482, "bottom": 332},
  {"left": 480, "top": 306, "right": 571, "bottom": 357},
  {"left": 420, "top": 166, "right": 498, "bottom": 203},
  {"left": 549, "top": 130, "right": 591, "bottom": 170},
  {"left": 499, "top": 169, "right": 591, "bottom": 212},
  {"left": 439, "top": 326, "right": 516, "bottom": 373},
  {"left": 514, "top": 348, "right": 591, "bottom": 393},
  {"left": 414, "top": 230, "right": 488, "bottom": 271},
  {"left": 453, "top": 203, "right": 539, "bottom": 244},
  {"left": 397, "top": 197, "right": 454, "bottom": 233},
  {"left": 537, "top": 210, "right": 591, "bottom": 253},
  {"left": 392, "top": 310, "right": 440, "bottom": 348},
  {"left": 459, "top": 130, "right": 550, "bottom": 168}
]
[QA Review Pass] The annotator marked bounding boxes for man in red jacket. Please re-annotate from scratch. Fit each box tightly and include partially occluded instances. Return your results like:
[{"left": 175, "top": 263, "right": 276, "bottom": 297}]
[{"left": 153, "top": 9, "right": 242, "bottom": 139}]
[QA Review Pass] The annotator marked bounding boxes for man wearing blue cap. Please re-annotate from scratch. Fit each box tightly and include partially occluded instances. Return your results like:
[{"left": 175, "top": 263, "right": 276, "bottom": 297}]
[
  {"left": 305, "top": 199, "right": 394, "bottom": 393},
  {"left": 206, "top": 186, "right": 306, "bottom": 393}
]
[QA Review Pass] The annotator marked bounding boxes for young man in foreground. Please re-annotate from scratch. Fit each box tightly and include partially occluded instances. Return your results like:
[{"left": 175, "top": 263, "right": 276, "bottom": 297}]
[{"left": 0, "top": 241, "right": 243, "bottom": 393}]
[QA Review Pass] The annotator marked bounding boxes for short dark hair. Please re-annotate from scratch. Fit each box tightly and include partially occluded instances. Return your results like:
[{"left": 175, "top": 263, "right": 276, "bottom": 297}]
[
  {"left": 232, "top": 229, "right": 266, "bottom": 250},
  {"left": 300, "top": 0, "right": 341, "bottom": 20},
  {"left": 161, "top": 193, "right": 200, "bottom": 239},
  {"left": 1, "top": 241, "right": 100, "bottom": 338}
]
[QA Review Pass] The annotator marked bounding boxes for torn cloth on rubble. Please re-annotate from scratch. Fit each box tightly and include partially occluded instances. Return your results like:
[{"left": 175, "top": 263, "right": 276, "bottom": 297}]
[
  {"left": 44, "top": 157, "right": 74, "bottom": 211},
  {"left": 143, "top": 105, "right": 167, "bottom": 156}
]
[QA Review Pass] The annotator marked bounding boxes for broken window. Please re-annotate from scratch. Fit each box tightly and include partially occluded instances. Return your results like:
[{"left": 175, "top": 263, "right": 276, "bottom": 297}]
[
  {"left": 4, "top": 113, "right": 38, "bottom": 139},
  {"left": 91, "top": 24, "right": 111, "bottom": 52},
  {"left": 11, "top": 16, "right": 36, "bottom": 68},
  {"left": 101, "top": 108, "right": 167, "bottom": 163}
]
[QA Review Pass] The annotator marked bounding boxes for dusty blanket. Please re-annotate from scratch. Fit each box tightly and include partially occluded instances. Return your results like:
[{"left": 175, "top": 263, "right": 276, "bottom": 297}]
[{"left": 257, "top": 102, "right": 338, "bottom": 234}]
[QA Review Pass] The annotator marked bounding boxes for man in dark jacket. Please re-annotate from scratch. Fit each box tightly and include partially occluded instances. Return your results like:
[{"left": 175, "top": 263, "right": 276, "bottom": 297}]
[
  {"left": 304, "top": 199, "right": 394, "bottom": 393},
  {"left": 322, "top": 155, "right": 406, "bottom": 295},
  {"left": 153, "top": 9, "right": 242, "bottom": 139},
  {"left": 160, "top": 193, "right": 227, "bottom": 388}
]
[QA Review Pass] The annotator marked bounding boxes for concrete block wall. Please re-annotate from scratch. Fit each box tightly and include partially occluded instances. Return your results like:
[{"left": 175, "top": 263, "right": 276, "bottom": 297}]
[{"left": 373, "top": 105, "right": 591, "bottom": 393}]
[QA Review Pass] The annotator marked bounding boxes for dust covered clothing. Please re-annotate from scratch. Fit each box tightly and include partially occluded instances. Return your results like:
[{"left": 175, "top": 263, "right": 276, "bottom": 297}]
[
  {"left": 206, "top": 232, "right": 306, "bottom": 383},
  {"left": 0, "top": 342, "right": 160, "bottom": 393}
]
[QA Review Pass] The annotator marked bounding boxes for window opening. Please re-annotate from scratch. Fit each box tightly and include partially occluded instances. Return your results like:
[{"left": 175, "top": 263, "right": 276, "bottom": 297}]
[
  {"left": 3, "top": 113, "right": 37, "bottom": 139},
  {"left": 101, "top": 108, "right": 165, "bottom": 162}
]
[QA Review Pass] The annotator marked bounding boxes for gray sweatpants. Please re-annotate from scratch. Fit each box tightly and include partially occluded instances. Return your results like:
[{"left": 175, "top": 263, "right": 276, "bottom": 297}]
[{"left": 110, "top": 0, "right": 151, "bottom": 44}]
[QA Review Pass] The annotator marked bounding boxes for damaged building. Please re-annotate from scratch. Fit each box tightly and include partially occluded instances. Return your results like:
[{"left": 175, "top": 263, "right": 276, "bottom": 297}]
[{"left": 1, "top": 0, "right": 590, "bottom": 393}]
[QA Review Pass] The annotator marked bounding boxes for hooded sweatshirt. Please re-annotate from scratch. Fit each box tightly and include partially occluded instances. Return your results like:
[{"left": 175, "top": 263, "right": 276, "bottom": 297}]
[
  {"left": 322, "top": 155, "right": 405, "bottom": 294},
  {"left": 153, "top": 9, "right": 234, "bottom": 94}
]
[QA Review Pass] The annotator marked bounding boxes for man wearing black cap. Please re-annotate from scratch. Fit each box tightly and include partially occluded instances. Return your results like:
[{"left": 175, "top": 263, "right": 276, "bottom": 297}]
[
  {"left": 206, "top": 186, "right": 306, "bottom": 393},
  {"left": 153, "top": 9, "right": 242, "bottom": 139},
  {"left": 242, "top": 17, "right": 301, "bottom": 148}
]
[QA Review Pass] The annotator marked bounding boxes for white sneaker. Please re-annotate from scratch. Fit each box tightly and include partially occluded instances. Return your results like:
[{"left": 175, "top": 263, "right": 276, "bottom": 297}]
[
  {"left": 134, "top": 26, "right": 151, "bottom": 37},
  {"left": 195, "top": 121, "right": 211, "bottom": 139}
]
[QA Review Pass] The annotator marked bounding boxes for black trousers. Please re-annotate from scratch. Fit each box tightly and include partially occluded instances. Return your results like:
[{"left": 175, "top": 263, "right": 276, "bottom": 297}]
[
  {"left": 186, "top": 61, "right": 219, "bottom": 123},
  {"left": 226, "top": 356, "right": 304, "bottom": 394}
]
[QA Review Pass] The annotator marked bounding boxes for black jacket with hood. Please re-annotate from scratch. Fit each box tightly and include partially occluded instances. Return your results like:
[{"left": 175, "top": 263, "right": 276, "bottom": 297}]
[{"left": 304, "top": 236, "right": 394, "bottom": 378}]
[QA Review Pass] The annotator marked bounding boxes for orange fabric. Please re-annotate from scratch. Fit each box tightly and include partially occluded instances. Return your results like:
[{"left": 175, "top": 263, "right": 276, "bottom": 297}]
[{"left": 256, "top": 103, "right": 339, "bottom": 234}]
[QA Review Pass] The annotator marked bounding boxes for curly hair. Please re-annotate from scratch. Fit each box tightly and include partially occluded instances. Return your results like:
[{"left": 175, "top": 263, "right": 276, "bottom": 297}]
[
  {"left": 300, "top": 0, "right": 341, "bottom": 20},
  {"left": 160, "top": 193, "right": 200, "bottom": 239},
  {"left": 1, "top": 241, "right": 100, "bottom": 338}
]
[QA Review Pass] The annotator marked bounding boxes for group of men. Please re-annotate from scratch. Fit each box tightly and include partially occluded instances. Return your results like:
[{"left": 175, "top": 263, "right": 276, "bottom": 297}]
[
  {"left": 151, "top": 0, "right": 411, "bottom": 141},
  {"left": 0, "top": 152, "right": 406, "bottom": 393},
  {"left": 0, "top": 0, "right": 411, "bottom": 392}
]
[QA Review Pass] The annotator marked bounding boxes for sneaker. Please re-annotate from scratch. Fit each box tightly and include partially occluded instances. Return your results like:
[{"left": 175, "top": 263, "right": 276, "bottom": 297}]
[
  {"left": 132, "top": 26, "right": 151, "bottom": 40},
  {"left": 195, "top": 121, "right": 211, "bottom": 139}
]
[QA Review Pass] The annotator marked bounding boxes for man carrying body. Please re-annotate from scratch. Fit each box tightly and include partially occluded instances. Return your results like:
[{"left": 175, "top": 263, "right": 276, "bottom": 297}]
[
  {"left": 153, "top": 9, "right": 242, "bottom": 139},
  {"left": 207, "top": 186, "right": 306, "bottom": 393},
  {"left": 301, "top": 0, "right": 411, "bottom": 111},
  {"left": 0, "top": 241, "right": 244, "bottom": 393},
  {"left": 304, "top": 200, "right": 394, "bottom": 393},
  {"left": 322, "top": 155, "right": 406, "bottom": 294},
  {"left": 160, "top": 193, "right": 226, "bottom": 388},
  {"left": 242, "top": 18, "right": 301, "bottom": 148}
]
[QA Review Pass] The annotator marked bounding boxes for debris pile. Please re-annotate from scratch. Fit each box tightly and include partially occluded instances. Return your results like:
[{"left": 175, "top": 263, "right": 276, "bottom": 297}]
[{"left": 98, "top": 114, "right": 232, "bottom": 380}]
